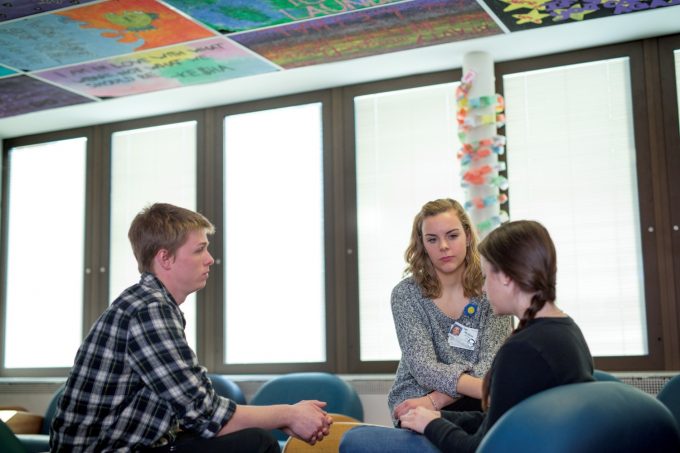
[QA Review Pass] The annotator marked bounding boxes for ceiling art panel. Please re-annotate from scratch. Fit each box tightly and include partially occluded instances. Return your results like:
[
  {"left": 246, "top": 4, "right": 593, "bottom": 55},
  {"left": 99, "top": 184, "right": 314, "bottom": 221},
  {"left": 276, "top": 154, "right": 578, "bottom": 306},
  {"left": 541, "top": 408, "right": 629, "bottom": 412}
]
[
  {"left": 0, "top": 0, "right": 215, "bottom": 71},
  {"left": 0, "top": 0, "right": 675, "bottom": 121},
  {"left": 0, "top": 0, "right": 99, "bottom": 22},
  {"left": 0, "top": 66, "right": 16, "bottom": 77},
  {"left": 231, "top": 0, "right": 503, "bottom": 68},
  {"left": 0, "top": 75, "right": 93, "bottom": 119},
  {"left": 482, "top": 0, "right": 680, "bottom": 31},
  {"left": 34, "top": 37, "right": 279, "bottom": 98},
  {"left": 163, "top": 0, "right": 407, "bottom": 33}
]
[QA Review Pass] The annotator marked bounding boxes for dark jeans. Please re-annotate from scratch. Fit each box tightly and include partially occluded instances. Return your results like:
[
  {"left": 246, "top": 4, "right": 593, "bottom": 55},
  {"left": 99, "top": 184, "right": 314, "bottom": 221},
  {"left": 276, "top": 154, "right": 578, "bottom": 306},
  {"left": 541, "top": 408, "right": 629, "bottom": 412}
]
[
  {"left": 442, "top": 395, "right": 482, "bottom": 412},
  {"left": 141, "top": 428, "right": 280, "bottom": 453}
]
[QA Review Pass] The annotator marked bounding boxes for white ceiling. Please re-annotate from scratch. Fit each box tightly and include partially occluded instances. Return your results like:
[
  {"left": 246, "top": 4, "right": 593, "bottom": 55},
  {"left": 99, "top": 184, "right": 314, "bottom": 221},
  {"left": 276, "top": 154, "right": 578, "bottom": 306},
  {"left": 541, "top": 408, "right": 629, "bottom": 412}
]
[{"left": 1, "top": 6, "right": 678, "bottom": 139}]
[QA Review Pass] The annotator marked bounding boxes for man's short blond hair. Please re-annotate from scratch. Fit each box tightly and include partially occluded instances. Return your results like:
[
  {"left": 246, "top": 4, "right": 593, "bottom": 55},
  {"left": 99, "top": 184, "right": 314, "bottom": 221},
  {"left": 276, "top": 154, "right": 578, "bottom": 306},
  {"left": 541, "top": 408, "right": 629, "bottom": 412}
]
[{"left": 128, "top": 203, "right": 215, "bottom": 273}]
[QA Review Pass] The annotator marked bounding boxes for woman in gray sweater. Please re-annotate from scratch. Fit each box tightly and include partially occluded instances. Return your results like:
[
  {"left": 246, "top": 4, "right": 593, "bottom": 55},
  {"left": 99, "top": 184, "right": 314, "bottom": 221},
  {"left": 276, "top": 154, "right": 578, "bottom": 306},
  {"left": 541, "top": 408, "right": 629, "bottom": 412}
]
[{"left": 388, "top": 199, "right": 511, "bottom": 422}]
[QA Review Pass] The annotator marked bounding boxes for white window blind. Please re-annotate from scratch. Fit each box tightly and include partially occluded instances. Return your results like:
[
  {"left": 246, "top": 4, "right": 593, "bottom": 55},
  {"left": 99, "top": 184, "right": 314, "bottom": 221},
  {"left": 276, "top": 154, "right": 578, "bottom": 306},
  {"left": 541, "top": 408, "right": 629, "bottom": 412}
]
[
  {"left": 354, "top": 82, "right": 464, "bottom": 361},
  {"left": 110, "top": 121, "right": 198, "bottom": 350},
  {"left": 503, "top": 58, "right": 647, "bottom": 356},
  {"left": 223, "top": 103, "right": 326, "bottom": 364},
  {"left": 4, "top": 138, "right": 86, "bottom": 368}
]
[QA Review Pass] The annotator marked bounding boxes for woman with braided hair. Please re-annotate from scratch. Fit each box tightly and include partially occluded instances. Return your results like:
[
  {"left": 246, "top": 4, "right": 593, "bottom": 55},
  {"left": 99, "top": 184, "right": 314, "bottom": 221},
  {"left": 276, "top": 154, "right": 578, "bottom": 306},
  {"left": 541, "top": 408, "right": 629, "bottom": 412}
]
[{"left": 340, "top": 220, "right": 594, "bottom": 453}]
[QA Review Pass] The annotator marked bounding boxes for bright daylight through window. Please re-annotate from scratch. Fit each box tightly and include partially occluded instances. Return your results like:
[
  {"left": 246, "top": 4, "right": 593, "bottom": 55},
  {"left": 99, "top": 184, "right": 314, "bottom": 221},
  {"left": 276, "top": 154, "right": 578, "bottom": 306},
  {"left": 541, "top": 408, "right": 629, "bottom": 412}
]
[{"left": 223, "top": 103, "right": 326, "bottom": 364}]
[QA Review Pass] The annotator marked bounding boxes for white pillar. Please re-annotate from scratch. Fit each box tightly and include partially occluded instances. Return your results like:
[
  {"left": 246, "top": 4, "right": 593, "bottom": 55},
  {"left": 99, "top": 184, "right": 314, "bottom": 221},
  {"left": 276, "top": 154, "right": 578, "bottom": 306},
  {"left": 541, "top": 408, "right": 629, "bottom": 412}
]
[{"left": 458, "top": 51, "right": 507, "bottom": 239}]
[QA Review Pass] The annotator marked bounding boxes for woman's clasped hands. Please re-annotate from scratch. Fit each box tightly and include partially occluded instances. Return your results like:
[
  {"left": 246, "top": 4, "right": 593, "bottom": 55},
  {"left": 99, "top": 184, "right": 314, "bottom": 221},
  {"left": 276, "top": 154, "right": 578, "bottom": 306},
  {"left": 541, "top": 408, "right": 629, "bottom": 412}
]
[{"left": 399, "top": 406, "right": 441, "bottom": 434}]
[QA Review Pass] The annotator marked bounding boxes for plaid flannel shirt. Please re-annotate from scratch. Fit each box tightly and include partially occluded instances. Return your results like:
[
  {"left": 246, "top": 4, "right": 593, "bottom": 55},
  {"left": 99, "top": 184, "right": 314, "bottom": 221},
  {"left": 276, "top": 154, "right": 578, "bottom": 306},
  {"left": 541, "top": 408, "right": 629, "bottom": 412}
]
[{"left": 50, "top": 272, "right": 235, "bottom": 452}]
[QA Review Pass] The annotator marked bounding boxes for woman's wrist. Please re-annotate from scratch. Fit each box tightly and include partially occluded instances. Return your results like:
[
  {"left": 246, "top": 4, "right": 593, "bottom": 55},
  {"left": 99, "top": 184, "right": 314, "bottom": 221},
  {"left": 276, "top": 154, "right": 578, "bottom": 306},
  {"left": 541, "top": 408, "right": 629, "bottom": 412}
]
[
  {"left": 426, "top": 392, "right": 439, "bottom": 410},
  {"left": 427, "top": 390, "right": 457, "bottom": 410},
  {"left": 457, "top": 374, "right": 483, "bottom": 400}
]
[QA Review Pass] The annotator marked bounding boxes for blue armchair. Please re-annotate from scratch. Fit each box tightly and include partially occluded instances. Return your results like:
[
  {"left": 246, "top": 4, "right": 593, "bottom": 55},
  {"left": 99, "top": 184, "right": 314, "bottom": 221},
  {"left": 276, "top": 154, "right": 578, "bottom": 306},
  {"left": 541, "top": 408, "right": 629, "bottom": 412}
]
[
  {"left": 207, "top": 373, "right": 247, "bottom": 404},
  {"left": 16, "top": 383, "right": 64, "bottom": 453},
  {"left": 250, "top": 372, "right": 364, "bottom": 444},
  {"left": 592, "top": 369, "right": 620, "bottom": 382},
  {"left": 477, "top": 381, "right": 680, "bottom": 452},
  {"left": 657, "top": 373, "right": 680, "bottom": 429},
  {"left": 0, "top": 419, "right": 29, "bottom": 453}
]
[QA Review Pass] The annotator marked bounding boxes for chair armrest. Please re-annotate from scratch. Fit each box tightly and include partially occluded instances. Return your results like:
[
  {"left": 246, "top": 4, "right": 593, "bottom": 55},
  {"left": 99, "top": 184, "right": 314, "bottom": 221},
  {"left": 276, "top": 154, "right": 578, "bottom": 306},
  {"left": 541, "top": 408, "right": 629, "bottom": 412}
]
[{"left": 17, "top": 434, "right": 51, "bottom": 453}]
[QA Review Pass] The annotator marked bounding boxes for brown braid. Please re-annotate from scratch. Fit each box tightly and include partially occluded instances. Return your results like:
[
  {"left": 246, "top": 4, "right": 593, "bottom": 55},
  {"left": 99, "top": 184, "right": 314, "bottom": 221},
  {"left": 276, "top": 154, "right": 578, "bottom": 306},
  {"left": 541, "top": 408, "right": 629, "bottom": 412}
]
[
  {"left": 516, "top": 293, "right": 547, "bottom": 332},
  {"left": 481, "top": 371, "right": 492, "bottom": 412}
]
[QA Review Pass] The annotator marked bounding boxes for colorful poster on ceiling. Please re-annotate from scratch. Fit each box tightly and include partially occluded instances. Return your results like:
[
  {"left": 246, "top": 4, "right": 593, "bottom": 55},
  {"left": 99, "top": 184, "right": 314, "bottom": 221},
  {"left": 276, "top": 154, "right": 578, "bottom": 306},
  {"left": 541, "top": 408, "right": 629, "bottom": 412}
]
[
  {"left": 0, "top": 75, "right": 93, "bottom": 119},
  {"left": 0, "top": 66, "right": 16, "bottom": 77},
  {"left": 481, "top": 0, "right": 680, "bottom": 31},
  {"left": 34, "top": 37, "right": 279, "bottom": 98},
  {"left": 0, "top": 0, "right": 98, "bottom": 22},
  {"left": 231, "top": 0, "right": 503, "bottom": 68},
  {"left": 163, "top": 0, "right": 406, "bottom": 33},
  {"left": 0, "top": 0, "right": 215, "bottom": 71}
]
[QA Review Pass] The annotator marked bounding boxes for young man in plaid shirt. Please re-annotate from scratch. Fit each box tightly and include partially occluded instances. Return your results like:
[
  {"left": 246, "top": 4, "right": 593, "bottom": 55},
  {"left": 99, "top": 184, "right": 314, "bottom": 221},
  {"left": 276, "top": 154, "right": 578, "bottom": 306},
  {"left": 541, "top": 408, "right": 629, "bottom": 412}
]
[{"left": 51, "top": 203, "right": 332, "bottom": 452}]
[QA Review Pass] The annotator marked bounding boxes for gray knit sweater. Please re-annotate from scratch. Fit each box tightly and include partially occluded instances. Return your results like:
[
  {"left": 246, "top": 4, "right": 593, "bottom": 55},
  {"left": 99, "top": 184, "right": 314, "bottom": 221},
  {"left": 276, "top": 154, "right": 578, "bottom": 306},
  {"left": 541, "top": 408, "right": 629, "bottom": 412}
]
[{"left": 388, "top": 277, "right": 512, "bottom": 417}]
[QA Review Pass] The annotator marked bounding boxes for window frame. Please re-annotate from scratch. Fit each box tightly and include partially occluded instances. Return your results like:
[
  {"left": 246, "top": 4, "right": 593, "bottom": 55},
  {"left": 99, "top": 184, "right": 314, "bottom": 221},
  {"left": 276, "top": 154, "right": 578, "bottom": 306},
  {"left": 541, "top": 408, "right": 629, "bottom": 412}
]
[
  {"left": 0, "top": 127, "right": 97, "bottom": 377},
  {"left": 658, "top": 34, "right": 680, "bottom": 369},
  {"left": 208, "top": 90, "right": 338, "bottom": 374},
  {"left": 341, "top": 69, "right": 463, "bottom": 374}
]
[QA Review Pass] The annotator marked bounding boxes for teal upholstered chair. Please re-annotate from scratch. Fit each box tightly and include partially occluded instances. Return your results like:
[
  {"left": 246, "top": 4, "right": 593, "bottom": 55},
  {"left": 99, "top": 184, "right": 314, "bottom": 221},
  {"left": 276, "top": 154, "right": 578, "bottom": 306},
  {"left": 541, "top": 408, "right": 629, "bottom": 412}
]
[
  {"left": 657, "top": 374, "right": 680, "bottom": 429},
  {"left": 16, "top": 383, "right": 64, "bottom": 453},
  {"left": 592, "top": 369, "right": 621, "bottom": 382},
  {"left": 477, "top": 381, "right": 680, "bottom": 452},
  {"left": 207, "top": 373, "right": 247, "bottom": 404},
  {"left": 0, "top": 419, "right": 29, "bottom": 453},
  {"left": 250, "top": 372, "right": 364, "bottom": 444}
]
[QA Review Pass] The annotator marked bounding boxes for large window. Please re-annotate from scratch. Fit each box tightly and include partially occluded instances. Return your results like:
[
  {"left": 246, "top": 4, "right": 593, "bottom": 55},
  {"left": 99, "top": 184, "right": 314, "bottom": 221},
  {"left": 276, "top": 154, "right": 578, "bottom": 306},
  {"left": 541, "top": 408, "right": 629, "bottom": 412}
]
[
  {"left": 223, "top": 103, "right": 326, "bottom": 365},
  {"left": 659, "top": 34, "right": 680, "bottom": 370},
  {"left": 352, "top": 82, "right": 464, "bottom": 362},
  {"left": 503, "top": 58, "right": 646, "bottom": 356},
  {"left": 109, "top": 121, "right": 198, "bottom": 349},
  {"left": 671, "top": 47, "right": 680, "bottom": 332},
  {"left": 3, "top": 138, "right": 87, "bottom": 369}
]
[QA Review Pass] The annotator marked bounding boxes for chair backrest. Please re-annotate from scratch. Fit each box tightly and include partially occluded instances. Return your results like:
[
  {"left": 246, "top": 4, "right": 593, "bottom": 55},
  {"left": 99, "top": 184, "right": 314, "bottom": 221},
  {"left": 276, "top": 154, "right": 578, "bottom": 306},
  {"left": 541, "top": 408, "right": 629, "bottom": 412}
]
[
  {"left": 207, "top": 373, "right": 247, "bottom": 405},
  {"left": 41, "top": 383, "right": 66, "bottom": 434},
  {"left": 16, "top": 382, "right": 67, "bottom": 453},
  {"left": 477, "top": 381, "right": 680, "bottom": 453},
  {"left": 658, "top": 374, "right": 680, "bottom": 428},
  {"left": 0, "top": 419, "right": 29, "bottom": 453},
  {"left": 250, "top": 373, "right": 364, "bottom": 442},
  {"left": 592, "top": 369, "right": 621, "bottom": 382}
]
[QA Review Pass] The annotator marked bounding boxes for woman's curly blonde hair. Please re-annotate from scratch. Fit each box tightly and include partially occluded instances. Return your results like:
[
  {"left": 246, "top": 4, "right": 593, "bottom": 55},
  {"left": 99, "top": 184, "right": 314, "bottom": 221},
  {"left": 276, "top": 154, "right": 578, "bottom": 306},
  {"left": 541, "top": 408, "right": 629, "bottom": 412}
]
[{"left": 404, "top": 198, "right": 483, "bottom": 299}]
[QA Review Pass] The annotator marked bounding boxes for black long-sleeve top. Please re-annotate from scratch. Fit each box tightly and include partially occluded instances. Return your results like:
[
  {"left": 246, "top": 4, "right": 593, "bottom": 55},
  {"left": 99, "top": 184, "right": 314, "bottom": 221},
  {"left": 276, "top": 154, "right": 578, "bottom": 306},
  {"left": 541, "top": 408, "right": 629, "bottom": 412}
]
[{"left": 423, "top": 316, "right": 594, "bottom": 452}]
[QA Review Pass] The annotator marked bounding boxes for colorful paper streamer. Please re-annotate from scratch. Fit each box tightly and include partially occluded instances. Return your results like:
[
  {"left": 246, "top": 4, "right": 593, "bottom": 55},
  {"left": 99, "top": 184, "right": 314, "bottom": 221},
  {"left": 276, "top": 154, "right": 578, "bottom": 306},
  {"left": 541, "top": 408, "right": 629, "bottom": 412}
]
[{"left": 456, "top": 67, "right": 509, "bottom": 234}]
